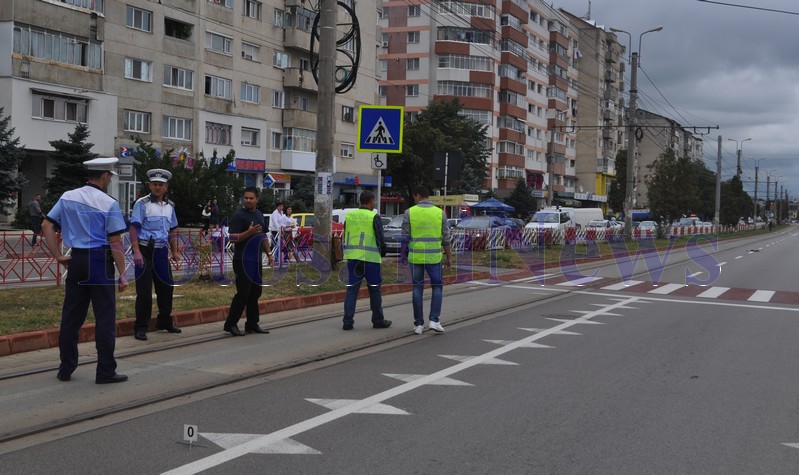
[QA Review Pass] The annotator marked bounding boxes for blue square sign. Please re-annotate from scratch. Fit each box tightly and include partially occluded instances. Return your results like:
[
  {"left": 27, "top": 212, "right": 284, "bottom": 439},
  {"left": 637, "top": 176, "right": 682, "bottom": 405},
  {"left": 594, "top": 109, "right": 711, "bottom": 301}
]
[{"left": 357, "top": 105, "right": 404, "bottom": 153}]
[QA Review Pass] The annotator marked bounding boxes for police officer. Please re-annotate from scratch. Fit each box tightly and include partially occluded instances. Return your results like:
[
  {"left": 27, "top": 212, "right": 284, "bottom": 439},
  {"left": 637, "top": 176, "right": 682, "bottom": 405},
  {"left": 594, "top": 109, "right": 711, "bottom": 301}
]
[
  {"left": 342, "top": 190, "right": 391, "bottom": 330},
  {"left": 41, "top": 157, "right": 129, "bottom": 384},
  {"left": 129, "top": 169, "right": 181, "bottom": 341},
  {"left": 402, "top": 185, "right": 452, "bottom": 335}
]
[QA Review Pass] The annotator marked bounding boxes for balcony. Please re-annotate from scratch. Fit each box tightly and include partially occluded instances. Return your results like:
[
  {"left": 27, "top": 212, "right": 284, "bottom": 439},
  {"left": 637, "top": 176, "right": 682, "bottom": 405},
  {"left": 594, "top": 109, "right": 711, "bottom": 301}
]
[
  {"left": 596, "top": 157, "right": 615, "bottom": 175},
  {"left": 282, "top": 108, "right": 317, "bottom": 130},
  {"left": 284, "top": 67, "right": 318, "bottom": 93},
  {"left": 603, "top": 109, "right": 613, "bottom": 120},
  {"left": 604, "top": 70, "right": 617, "bottom": 82},
  {"left": 602, "top": 128, "right": 613, "bottom": 139},
  {"left": 604, "top": 88, "right": 619, "bottom": 101},
  {"left": 284, "top": 27, "right": 312, "bottom": 53},
  {"left": 281, "top": 150, "right": 316, "bottom": 172}
]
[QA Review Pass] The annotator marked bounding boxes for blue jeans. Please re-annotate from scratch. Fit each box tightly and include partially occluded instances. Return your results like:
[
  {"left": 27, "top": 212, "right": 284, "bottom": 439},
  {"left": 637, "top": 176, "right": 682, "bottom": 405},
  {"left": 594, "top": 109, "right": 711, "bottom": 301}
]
[
  {"left": 343, "top": 260, "right": 385, "bottom": 326},
  {"left": 410, "top": 262, "right": 443, "bottom": 327}
]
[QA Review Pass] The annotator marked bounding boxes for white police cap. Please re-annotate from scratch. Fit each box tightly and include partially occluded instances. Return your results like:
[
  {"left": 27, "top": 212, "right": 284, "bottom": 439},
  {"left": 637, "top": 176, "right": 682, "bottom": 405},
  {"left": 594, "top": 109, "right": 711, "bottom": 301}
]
[
  {"left": 147, "top": 168, "right": 172, "bottom": 183},
  {"left": 83, "top": 157, "right": 119, "bottom": 175}
]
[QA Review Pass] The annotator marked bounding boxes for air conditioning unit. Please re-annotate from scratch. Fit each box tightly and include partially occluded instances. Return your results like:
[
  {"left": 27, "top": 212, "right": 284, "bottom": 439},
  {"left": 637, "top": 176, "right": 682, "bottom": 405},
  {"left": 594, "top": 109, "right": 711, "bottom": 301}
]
[{"left": 381, "top": 41, "right": 389, "bottom": 48}]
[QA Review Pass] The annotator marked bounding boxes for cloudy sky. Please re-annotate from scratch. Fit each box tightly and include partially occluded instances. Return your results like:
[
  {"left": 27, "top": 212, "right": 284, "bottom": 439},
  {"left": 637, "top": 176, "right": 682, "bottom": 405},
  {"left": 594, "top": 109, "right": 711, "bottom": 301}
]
[{"left": 551, "top": 0, "right": 799, "bottom": 199}]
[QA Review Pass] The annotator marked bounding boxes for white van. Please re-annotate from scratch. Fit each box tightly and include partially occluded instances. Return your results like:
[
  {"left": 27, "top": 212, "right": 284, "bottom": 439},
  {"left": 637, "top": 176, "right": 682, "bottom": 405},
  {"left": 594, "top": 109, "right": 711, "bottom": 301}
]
[
  {"left": 572, "top": 208, "right": 605, "bottom": 228},
  {"left": 525, "top": 207, "right": 575, "bottom": 233}
]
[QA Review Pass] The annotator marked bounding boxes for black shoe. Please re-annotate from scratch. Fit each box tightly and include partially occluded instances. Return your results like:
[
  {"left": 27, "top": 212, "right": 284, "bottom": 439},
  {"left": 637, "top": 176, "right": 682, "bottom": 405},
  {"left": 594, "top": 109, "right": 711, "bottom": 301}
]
[
  {"left": 224, "top": 324, "right": 244, "bottom": 336},
  {"left": 156, "top": 322, "right": 182, "bottom": 333},
  {"left": 342, "top": 323, "right": 354, "bottom": 331},
  {"left": 56, "top": 371, "right": 71, "bottom": 382},
  {"left": 373, "top": 320, "right": 392, "bottom": 329},
  {"left": 134, "top": 330, "right": 147, "bottom": 341},
  {"left": 96, "top": 373, "right": 128, "bottom": 384},
  {"left": 245, "top": 325, "right": 270, "bottom": 334}
]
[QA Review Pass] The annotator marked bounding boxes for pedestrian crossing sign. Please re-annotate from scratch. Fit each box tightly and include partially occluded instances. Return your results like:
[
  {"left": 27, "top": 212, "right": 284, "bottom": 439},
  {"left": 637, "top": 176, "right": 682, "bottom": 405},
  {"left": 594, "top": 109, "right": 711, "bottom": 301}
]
[{"left": 357, "top": 105, "right": 404, "bottom": 153}]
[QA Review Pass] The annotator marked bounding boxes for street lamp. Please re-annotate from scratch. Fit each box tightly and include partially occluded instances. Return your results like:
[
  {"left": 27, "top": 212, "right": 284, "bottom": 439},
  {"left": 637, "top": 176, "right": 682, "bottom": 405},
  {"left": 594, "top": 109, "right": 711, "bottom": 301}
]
[
  {"left": 747, "top": 157, "right": 767, "bottom": 220},
  {"left": 728, "top": 137, "right": 751, "bottom": 178},
  {"left": 609, "top": 25, "right": 663, "bottom": 237}
]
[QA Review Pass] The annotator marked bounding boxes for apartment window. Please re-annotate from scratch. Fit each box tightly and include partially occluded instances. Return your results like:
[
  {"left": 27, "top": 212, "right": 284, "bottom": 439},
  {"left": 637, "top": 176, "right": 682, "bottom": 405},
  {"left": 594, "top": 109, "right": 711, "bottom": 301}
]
[
  {"left": 206, "top": 31, "right": 232, "bottom": 54},
  {"left": 298, "top": 97, "right": 309, "bottom": 111},
  {"left": 406, "top": 85, "right": 419, "bottom": 96},
  {"left": 408, "top": 5, "right": 421, "bottom": 16},
  {"left": 273, "top": 9, "right": 285, "bottom": 27},
  {"left": 241, "top": 82, "right": 260, "bottom": 103},
  {"left": 124, "top": 58, "right": 152, "bottom": 81},
  {"left": 341, "top": 105, "right": 355, "bottom": 123},
  {"left": 273, "top": 50, "right": 289, "bottom": 68},
  {"left": 32, "top": 94, "right": 87, "bottom": 123},
  {"left": 205, "top": 75, "right": 232, "bottom": 99},
  {"left": 244, "top": 0, "right": 262, "bottom": 19},
  {"left": 13, "top": 27, "right": 102, "bottom": 69},
  {"left": 126, "top": 6, "right": 152, "bottom": 32},
  {"left": 164, "top": 18, "right": 192, "bottom": 40},
  {"left": 379, "top": 60, "right": 388, "bottom": 71},
  {"left": 124, "top": 110, "right": 151, "bottom": 133},
  {"left": 380, "top": 7, "right": 389, "bottom": 18},
  {"left": 163, "top": 116, "right": 192, "bottom": 140},
  {"left": 271, "top": 130, "right": 282, "bottom": 149},
  {"left": 208, "top": 0, "right": 233, "bottom": 8},
  {"left": 407, "top": 58, "right": 420, "bottom": 70},
  {"left": 272, "top": 90, "right": 285, "bottom": 108},
  {"left": 299, "top": 58, "right": 311, "bottom": 71},
  {"left": 378, "top": 85, "right": 387, "bottom": 97},
  {"left": 282, "top": 127, "right": 316, "bottom": 152},
  {"left": 205, "top": 121, "right": 231, "bottom": 145},
  {"left": 163, "top": 65, "right": 193, "bottom": 90},
  {"left": 340, "top": 142, "right": 354, "bottom": 158},
  {"left": 241, "top": 127, "right": 260, "bottom": 146},
  {"left": 437, "top": 53, "right": 492, "bottom": 71},
  {"left": 407, "top": 31, "right": 420, "bottom": 43},
  {"left": 241, "top": 42, "right": 260, "bottom": 61}
]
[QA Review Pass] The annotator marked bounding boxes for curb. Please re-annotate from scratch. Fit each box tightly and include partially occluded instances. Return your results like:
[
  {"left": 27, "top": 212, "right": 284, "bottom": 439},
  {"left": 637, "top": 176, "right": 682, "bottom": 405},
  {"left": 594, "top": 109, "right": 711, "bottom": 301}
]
[{"left": 0, "top": 271, "right": 491, "bottom": 357}]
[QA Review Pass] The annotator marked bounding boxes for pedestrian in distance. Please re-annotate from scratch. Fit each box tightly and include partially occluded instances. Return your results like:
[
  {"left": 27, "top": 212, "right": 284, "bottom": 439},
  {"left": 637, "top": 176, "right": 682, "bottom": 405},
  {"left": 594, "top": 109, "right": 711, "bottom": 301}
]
[
  {"left": 223, "top": 187, "right": 274, "bottom": 336},
  {"left": 41, "top": 157, "right": 129, "bottom": 384},
  {"left": 402, "top": 185, "right": 453, "bottom": 335},
  {"left": 129, "top": 169, "right": 181, "bottom": 341},
  {"left": 284, "top": 206, "right": 301, "bottom": 264},
  {"left": 28, "top": 192, "right": 43, "bottom": 246},
  {"left": 209, "top": 198, "right": 220, "bottom": 233},
  {"left": 342, "top": 190, "right": 392, "bottom": 331},
  {"left": 201, "top": 200, "right": 212, "bottom": 236}
]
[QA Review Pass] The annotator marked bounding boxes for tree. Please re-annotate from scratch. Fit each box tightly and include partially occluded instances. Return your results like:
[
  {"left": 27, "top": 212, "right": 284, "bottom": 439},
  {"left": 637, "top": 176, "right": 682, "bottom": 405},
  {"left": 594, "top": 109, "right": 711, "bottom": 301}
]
[
  {"left": 452, "top": 163, "right": 483, "bottom": 195},
  {"left": 645, "top": 148, "right": 701, "bottom": 224},
  {"left": 42, "top": 123, "right": 98, "bottom": 212},
  {"left": 0, "top": 107, "right": 27, "bottom": 216},
  {"left": 719, "top": 175, "right": 751, "bottom": 225},
  {"left": 131, "top": 137, "right": 243, "bottom": 225},
  {"left": 607, "top": 149, "right": 627, "bottom": 213},
  {"left": 505, "top": 178, "right": 536, "bottom": 219},
  {"left": 387, "top": 99, "right": 491, "bottom": 204}
]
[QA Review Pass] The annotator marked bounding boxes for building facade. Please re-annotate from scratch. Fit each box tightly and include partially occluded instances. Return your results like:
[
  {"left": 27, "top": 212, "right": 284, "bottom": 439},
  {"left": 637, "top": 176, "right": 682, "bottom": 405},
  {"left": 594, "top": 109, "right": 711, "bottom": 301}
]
[{"left": 1, "top": 0, "right": 379, "bottom": 220}]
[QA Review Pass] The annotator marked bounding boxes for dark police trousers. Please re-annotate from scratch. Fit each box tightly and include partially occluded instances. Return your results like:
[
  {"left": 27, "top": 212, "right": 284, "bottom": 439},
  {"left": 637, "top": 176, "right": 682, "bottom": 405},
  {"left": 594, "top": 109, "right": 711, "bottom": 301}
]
[
  {"left": 224, "top": 258, "right": 263, "bottom": 329},
  {"left": 60, "top": 247, "right": 118, "bottom": 378},
  {"left": 134, "top": 243, "right": 174, "bottom": 331}
]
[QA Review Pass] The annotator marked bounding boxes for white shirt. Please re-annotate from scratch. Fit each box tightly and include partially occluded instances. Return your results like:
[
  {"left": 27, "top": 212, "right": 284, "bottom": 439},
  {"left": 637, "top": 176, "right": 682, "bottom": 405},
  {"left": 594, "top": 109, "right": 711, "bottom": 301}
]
[{"left": 269, "top": 209, "right": 290, "bottom": 232}]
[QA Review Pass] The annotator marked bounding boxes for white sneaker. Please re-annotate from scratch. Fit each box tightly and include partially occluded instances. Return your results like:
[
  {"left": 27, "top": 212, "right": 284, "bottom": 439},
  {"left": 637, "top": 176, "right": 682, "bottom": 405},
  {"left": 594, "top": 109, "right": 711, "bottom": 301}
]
[
  {"left": 414, "top": 325, "right": 424, "bottom": 335},
  {"left": 428, "top": 321, "right": 445, "bottom": 333}
]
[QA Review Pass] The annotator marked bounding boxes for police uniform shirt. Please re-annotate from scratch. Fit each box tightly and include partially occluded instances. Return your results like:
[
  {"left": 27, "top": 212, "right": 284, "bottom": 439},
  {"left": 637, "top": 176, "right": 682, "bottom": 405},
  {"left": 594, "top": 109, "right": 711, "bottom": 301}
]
[
  {"left": 130, "top": 195, "right": 179, "bottom": 244},
  {"left": 46, "top": 184, "right": 127, "bottom": 248}
]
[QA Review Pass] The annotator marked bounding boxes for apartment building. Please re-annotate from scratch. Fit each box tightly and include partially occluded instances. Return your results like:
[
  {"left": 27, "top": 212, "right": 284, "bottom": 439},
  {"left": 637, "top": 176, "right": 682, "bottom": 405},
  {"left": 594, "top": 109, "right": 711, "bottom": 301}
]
[
  {"left": 561, "top": 11, "right": 625, "bottom": 213},
  {"left": 635, "top": 109, "right": 704, "bottom": 208},
  {"left": 1, "top": 0, "right": 378, "bottom": 219},
  {"left": 377, "top": 0, "right": 578, "bottom": 208}
]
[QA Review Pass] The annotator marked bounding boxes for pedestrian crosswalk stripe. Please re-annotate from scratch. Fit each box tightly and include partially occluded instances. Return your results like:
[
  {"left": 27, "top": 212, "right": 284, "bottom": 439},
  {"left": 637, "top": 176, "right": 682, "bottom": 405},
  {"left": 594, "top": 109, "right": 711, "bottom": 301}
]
[
  {"left": 364, "top": 117, "right": 395, "bottom": 145},
  {"left": 697, "top": 286, "right": 729, "bottom": 298},
  {"left": 601, "top": 280, "right": 642, "bottom": 290},
  {"left": 648, "top": 283, "right": 684, "bottom": 294},
  {"left": 748, "top": 290, "right": 775, "bottom": 302}
]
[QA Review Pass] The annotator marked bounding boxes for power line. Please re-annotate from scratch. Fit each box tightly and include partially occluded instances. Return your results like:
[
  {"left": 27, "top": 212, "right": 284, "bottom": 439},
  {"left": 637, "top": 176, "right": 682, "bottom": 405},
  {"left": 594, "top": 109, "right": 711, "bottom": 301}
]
[{"left": 697, "top": 0, "right": 799, "bottom": 16}]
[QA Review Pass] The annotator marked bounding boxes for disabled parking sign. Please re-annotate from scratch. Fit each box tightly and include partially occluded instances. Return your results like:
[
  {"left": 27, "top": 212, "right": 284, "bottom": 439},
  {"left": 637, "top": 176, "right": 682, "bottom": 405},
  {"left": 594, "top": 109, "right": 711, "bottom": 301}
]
[{"left": 357, "top": 105, "right": 404, "bottom": 153}]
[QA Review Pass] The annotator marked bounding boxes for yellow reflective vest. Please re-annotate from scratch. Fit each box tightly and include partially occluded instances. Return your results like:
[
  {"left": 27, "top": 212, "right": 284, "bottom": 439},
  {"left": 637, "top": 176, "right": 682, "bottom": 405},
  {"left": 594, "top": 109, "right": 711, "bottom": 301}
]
[
  {"left": 343, "top": 208, "right": 381, "bottom": 263},
  {"left": 408, "top": 206, "right": 443, "bottom": 264}
]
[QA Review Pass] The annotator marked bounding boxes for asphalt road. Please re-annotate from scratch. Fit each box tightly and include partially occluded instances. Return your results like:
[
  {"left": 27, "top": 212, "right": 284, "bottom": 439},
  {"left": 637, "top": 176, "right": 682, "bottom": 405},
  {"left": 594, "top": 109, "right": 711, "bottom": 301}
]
[{"left": 2, "top": 227, "right": 799, "bottom": 473}]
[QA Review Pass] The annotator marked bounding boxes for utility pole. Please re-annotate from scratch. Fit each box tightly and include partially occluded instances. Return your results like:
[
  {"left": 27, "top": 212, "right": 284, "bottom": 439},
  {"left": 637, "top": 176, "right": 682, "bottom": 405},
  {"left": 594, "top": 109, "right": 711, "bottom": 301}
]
[
  {"left": 774, "top": 179, "right": 779, "bottom": 221},
  {"left": 713, "top": 135, "right": 721, "bottom": 234},
  {"left": 624, "top": 51, "right": 639, "bottom": 237},
  {"left": 312, "top": 0, "right": 337, "bottom": 273},
  {"left": 547, "top": 130, "right": 554, "bottom": 207}
]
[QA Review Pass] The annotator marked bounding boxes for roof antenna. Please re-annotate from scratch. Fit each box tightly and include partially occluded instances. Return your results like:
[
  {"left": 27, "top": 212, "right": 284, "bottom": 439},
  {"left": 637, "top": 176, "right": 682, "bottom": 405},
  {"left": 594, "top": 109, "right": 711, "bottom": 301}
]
[{"left": 582, "top": 0, "right": 592, "bottom": 20}]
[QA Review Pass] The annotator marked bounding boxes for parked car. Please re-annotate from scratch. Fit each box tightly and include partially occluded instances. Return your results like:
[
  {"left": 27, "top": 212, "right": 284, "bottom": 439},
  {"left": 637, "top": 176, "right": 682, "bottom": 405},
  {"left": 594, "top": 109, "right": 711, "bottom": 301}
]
[
  {"left": 446, "top": 218, "right": 461, "bottom": 228},
  {"left": 586, "top": 219, "right": 611, "bottom": 229},
  {"left": 381, "top": 215, "right": 393, "bottom": 228},
  {"left": 637, "top": 220, "right": 658, "bottom": 236},
  {"left": 456, "top": 215, "right": 509, "bottom": 238},
  {"left": 382, "top": 214, "right": 406, "bottom": 255}
]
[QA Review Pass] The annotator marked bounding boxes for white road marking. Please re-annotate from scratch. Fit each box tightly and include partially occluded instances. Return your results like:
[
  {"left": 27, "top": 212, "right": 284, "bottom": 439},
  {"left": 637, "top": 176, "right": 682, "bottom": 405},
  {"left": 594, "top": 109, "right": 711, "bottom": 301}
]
[
  {"left": 547, "top": 317, "right": 604, "bottom": 325},
  {"left": 518, "top": 328, "right": 581, "bottom": 336},
  {"left": 573, "top": 310, "right": 622, "bottom": 317},
  {"left": 382, "top": 373, "right": 473, "bottom": 386},
  {"left": 556, "top": 276, "right": 603, "bottom": 287},
  {"left": 601, "top": 280, "right": 643, "bottom": 291},
  {"left": 439, "top": 355, "right": 519, "bottom": 365},
  {"left": 579, "top": 291, "right": 799, "bottom": 312},
  {"left": 717, "top": 261, "right": 727, "bottom": 267},
  {"left": 164, "top": 297, "right": 642, "bottom": 474},
  {"left": 509, "top": 274, "right": 555, "bottom": 283},
  {"left": 696, "top": 287, "right": 729, "bottom": 298},
  {"left": 483, "top": 340, "right": 553, "bottom": 349},
  {"left": 687, "top": 272, "right": 703, "bottom": 278},
  {"left": 504, "top": 285, "right": 569, "bottom": 293},
  {"left": 648, "top": 283, "right": 684, "bottom": 295},
  {"left": 748, "top": 290, "right": 775, "bottom": 302},
  {"left": 200, "top": 433, "right": 320, "bottom": 454},
  {"left": 306, "top": 398, "right": 409, "bottom": 415},
  {"left": 735, "top": 256, "right": 743, "bottom": 259}
]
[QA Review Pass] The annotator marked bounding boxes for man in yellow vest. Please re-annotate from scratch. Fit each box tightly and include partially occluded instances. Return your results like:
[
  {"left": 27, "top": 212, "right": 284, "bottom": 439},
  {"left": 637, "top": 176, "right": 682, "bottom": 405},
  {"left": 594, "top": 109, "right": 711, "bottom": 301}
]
[
  {"left": 402, "top": 185, "right": 452, "bottom": 335},
  {"left": 342, "top": 190, "right": 392, "bottom": 330}
]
